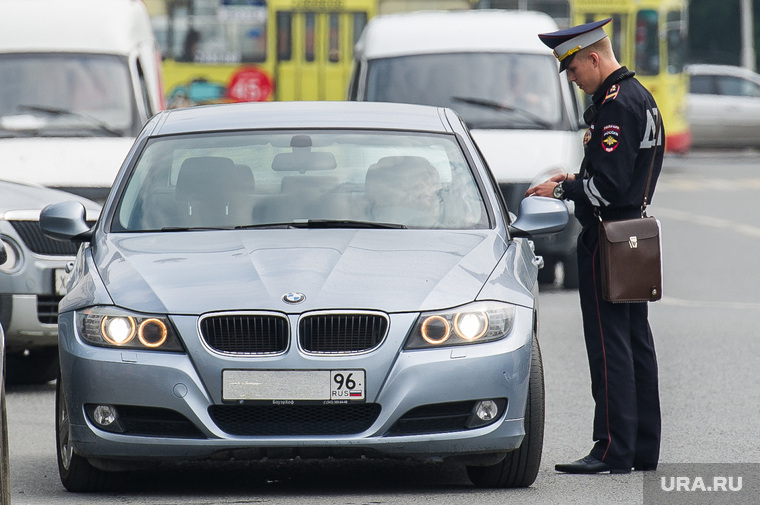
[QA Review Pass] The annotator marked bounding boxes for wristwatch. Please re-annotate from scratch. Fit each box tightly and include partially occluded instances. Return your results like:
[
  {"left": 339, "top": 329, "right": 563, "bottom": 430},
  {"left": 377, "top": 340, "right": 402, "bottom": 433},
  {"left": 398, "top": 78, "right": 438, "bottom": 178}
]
[{"left": 553, "top": 182, "right": 565, "bottom": 200}]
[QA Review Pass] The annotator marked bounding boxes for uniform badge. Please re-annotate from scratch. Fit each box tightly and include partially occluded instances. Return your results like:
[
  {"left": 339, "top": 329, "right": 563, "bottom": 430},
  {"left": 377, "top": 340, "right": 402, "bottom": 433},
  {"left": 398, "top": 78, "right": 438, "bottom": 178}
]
[
  {"left": 603, "top": 83, "right": 620, "bottom": 103},
  {"left": 583, "top": 128, "right": 592, "bottom": 147},
  {"left": 601, "top": 124, "right": 620, "bottom": 152}
]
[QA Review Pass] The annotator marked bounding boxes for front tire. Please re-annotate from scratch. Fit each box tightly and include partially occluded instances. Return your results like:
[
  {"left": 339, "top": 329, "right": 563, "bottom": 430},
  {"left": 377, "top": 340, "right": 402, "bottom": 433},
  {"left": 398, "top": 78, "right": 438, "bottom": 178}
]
[
  {"left": 467, "top": 335, "right": 545, "bottom": 488},
  {"left": 56, "top": 374, "right": 119, "bottom": 492}
]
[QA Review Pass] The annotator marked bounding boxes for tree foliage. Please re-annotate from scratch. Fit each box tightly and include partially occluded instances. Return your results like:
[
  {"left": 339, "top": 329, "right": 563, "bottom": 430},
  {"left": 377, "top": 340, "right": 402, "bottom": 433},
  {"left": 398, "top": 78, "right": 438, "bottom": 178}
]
[{"left": 688, "top": 0, "right": 760, "bottom": 68}]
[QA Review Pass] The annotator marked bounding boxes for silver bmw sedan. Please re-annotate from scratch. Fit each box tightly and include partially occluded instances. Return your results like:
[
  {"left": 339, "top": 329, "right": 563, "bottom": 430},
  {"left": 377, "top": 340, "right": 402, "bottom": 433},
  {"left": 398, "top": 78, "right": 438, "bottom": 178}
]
[{"left": 41, "top": 101, "right": 567, "bottom": 492}]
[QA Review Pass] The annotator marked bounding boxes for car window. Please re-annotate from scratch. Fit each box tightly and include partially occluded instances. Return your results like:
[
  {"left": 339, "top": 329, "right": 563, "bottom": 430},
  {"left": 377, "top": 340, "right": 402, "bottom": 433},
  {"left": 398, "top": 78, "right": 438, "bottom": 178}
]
[
  {"left": 716, "top": 75, "right": 760, "bottom": 98},
  {"left": 689, "top": 74, "right": 714, "bottom": 94},
  {"left": 0, "top": 53, "right": 138, "bottom": 136},
  {"left": 364, "top": 53, "right": 567, "bottom": 130},
  {"left": 113, "top": 130, "right": 489, "bottom": 232}
]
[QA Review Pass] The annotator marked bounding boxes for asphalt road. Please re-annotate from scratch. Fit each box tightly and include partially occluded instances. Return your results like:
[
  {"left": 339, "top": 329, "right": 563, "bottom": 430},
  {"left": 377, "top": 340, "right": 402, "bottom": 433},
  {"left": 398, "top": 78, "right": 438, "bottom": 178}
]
[{"left": 6, "top": 149, "right": 760, "bottom": 504}]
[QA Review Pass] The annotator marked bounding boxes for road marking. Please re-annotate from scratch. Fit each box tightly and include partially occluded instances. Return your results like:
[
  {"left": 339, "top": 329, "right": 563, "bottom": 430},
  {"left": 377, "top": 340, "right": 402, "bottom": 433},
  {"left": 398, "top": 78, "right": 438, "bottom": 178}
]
[
  {"left": 654, "top": 207, "right": 760, "bottom": 239},
  {"left": 659, "top": 296, "right": 760, "bottom": 310},
  {"left": 657, "top": 177, "right": 760, "bottom": 192}
]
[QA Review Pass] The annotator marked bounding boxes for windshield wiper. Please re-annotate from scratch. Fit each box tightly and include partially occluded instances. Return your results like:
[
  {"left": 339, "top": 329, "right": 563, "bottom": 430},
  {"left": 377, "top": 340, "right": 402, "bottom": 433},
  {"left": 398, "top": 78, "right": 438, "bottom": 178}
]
[
  {"left": 451, "top": 96, "right": 552, "bottom": 129},
  {"left": 16, "top": 105, "right": 123, "bottom": 137},
  {"left": 235, "top": 220, "right": 407, "bottom": 230},
  {"left": 160, "top": 226, "right": 234, "bottom": 232}
]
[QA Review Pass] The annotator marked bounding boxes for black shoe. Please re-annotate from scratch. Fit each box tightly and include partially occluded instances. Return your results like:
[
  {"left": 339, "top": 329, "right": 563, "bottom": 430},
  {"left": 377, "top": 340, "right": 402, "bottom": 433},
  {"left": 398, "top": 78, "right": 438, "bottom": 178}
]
[{"left": 555, "top": 455, "right": 631, "bottom": 474}]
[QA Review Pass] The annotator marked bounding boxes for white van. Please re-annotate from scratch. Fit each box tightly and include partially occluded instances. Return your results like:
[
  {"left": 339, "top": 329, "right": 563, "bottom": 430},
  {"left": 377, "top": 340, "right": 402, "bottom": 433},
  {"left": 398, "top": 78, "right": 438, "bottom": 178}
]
[
  {"left": 0, "top": 0, "right": 164, "bottom": 202},
  {"left": 349, "top": 9, "right": 584, "bottom": 287}
]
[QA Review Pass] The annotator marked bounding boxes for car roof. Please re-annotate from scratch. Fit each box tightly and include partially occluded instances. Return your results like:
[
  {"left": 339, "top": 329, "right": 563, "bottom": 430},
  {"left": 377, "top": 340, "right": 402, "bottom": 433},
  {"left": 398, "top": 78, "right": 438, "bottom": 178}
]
[
  {"left": 685, "top": 64, "right": 760, "bottom": 82},
  {"left": 149, "top": 101, "right": 458, "bottom": 136},
  {"left": 355, "top": 9, "right": 559, "bottom": 59},
  {"left": 0, "top": 0, "right": 154, "bottom": 55}
]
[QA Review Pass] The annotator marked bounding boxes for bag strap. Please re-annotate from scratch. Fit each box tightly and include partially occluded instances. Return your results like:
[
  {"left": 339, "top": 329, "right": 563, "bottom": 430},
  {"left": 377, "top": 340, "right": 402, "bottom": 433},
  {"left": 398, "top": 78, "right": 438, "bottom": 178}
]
[{"left": 641, "top": 111, "right": 662, "bottom": 217}]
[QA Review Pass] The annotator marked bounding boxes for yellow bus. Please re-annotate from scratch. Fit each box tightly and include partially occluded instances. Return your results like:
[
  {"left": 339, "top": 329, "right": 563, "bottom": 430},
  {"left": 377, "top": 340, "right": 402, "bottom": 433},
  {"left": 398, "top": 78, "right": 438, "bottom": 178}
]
[
  {"left": 146, "top": 0, "right": 474, "bottom": 107},
  {"left": 570, "top": 0, "right": 691, "bottom": 153},
  {"left": 147, "top": 0, "right": 377, "bottom": 106}
]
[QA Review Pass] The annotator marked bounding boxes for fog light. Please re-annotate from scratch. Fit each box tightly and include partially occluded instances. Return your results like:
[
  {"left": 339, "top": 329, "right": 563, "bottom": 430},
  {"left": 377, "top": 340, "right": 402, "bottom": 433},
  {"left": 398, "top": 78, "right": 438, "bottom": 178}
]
[
  {"left": 475, "top": 400, "right": 499, "bottom": 421},
  {"left": 466, "top": 399, "right": 507, "bottom": 429},
  {"left": 92, "top": 405, "right": 118, "bottom": 427}
]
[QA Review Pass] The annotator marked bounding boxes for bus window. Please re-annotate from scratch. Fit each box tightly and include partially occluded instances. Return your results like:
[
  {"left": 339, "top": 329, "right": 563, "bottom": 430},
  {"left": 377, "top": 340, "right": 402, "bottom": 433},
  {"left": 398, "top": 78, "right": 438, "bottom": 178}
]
[
  {"left": 610, "top": 15, "right": 626, "bottom": 64},
  {"left": 168, "top": 0, "right": 267, "bottom": 64},
  {"left": 666, "top": 11, "right": 685, "bottom": 74},
  {"left": 354, "top": 12, "right": 368, "bottom": 48},
  {"left": 305, "top": 12, "right": 316, "bottom": 62},
  {"left": 277, "top": 11, "right": 292, "bottom": 61},
  {"left": 328, "top": 13, "right": 340, "bottom": 63},
  {"left": 635, "top": 10, "right": 659, "bottom": 76}
]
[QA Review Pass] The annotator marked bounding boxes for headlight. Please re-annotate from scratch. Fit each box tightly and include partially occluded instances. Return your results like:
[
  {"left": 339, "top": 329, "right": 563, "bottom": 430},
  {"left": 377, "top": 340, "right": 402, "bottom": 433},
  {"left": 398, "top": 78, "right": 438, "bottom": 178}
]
[
  {"left": 0, "top": 237, "right": 21, "bottom": 273},
  {"left": 404, "top": 301, "right": 516, "bottom": 349},
  {"left": 77, "top": 307, "right": 183, "bottom": 351}
]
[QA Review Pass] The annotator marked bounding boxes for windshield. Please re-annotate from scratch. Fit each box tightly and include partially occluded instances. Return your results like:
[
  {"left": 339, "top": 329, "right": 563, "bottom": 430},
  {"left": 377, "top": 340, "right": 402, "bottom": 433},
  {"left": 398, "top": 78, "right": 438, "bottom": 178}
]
[
  {"left": 113, "top": 130, "right": 489, "bottom": 232},
  {"left": 0, "top": 53, "right": 138, "bottom": 137},
  {"left": 365, "top": 53, "right": 566, "bottom": 130}
]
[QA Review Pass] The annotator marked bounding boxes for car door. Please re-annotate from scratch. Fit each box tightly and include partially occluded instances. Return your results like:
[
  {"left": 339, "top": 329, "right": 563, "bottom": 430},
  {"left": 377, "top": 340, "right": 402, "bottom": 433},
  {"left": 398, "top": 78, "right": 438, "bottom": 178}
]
[
  {"left": 687, "top": 73, "right": 724, "bottom": 146},
  {"left": 714, "top": 74, "right": 760, "bottom": 146}
]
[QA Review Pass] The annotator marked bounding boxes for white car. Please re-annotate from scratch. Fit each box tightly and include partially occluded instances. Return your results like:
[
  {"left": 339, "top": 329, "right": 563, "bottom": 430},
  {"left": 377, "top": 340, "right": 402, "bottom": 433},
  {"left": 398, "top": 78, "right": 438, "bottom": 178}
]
[
  {"left": 0, "top": 180, "right": 101, "bottom": 384},
  {"left": 349, "top": 10, "right": 585, "bottom": 288},
  {"left": 686, "top": 64, "right": 760, "bottom": 149}
]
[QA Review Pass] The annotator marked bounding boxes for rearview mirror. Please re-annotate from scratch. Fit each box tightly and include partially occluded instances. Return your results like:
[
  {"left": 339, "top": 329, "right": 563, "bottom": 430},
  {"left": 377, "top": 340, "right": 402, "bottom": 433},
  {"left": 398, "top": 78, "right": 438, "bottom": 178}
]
[
  {"left": 40, "top": 201, "right": 93, "bottom": 242},
  {"left": 509, "top": 196, "right": 569, "bottom": 238}
]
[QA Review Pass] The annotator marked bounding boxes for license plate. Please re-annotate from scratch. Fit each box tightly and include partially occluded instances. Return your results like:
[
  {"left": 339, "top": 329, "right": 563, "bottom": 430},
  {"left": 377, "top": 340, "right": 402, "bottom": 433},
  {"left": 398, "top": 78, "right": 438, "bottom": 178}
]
[
  {"left": 223, "top": 369, "right": 366, "bottom": 403},
  {"left": 54, "top": 268, "right": 70, "bottom": 296}
]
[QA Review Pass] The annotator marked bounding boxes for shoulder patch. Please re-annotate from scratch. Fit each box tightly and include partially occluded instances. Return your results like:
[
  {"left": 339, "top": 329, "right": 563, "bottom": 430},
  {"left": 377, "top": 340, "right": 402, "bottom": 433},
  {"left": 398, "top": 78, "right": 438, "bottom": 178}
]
[
  {"left": 601, "top": 124, "right": 620, "bottom": 152},
  {"left": 603, "top": 83, "right": 620, "bottom": 104}
]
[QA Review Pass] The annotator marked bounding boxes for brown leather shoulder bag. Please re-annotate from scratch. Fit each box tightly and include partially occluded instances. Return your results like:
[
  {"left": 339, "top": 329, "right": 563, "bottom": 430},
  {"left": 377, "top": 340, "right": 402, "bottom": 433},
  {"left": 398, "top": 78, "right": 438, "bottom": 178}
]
[{"left": 598, "top": 113, "right": 663, "bottom": 303}]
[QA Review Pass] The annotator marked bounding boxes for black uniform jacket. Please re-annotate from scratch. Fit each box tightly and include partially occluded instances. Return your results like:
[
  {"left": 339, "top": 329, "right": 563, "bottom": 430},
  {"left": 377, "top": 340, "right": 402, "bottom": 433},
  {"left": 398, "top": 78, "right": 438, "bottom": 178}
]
[{"left": 562, "top": 66, "right": 665, "bottom": 229}]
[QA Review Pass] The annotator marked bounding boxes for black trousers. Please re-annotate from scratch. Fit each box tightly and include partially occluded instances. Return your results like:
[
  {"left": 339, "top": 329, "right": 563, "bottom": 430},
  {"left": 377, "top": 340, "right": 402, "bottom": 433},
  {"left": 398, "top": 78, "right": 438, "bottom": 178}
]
[{"left": 576, "top": 225, "right": 662, "bottom": 469}]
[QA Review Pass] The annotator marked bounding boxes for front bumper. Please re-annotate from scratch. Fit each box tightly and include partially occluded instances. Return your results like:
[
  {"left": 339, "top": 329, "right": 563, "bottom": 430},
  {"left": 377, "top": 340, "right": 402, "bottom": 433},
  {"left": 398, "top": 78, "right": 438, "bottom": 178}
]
[
  {"left": 58, "top": 306, "right": 535, "bottom": 463},
  {"left": 0, "top": 294, "right": 60, "bottom": 353}
]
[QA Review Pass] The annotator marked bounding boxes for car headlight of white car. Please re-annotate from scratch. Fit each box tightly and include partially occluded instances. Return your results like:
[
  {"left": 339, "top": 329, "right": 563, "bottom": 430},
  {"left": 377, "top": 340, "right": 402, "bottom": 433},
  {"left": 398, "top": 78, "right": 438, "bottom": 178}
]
[
  {"left": 404, "top": 301, "right": 516, "bottom": 349},
  {"left": 76, "top": 307, "right": 184, "bottom": 351}
]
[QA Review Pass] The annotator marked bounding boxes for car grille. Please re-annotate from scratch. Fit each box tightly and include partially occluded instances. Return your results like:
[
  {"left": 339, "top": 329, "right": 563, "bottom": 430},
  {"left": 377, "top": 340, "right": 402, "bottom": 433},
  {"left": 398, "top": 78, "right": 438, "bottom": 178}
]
[
  {"left": 299, "top": 313, "right": 388, "bottom": 354},
  {"left": 37, "top": 295, "right": 62, "bottom": 324},
  {"left": 9, "top": 220, "right": 87, "bottom": 256},
  {"left": 200, "top": 314, "right": 289, "bottom": 354},
  {"left": 200, "top": 312, "right": 389, "bottom": 355},
  {"left": 385, "top": 401, "right": 478, "bottom": 436},
  {"left": 209, "top": 404, "right": 382, "bottom": 436}
]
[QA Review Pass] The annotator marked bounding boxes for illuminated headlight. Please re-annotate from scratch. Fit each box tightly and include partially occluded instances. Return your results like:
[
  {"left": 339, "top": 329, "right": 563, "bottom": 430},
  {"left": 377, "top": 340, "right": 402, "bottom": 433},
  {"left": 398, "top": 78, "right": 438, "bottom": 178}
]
[
  {"left": 77, "top": 307, "right": 183, "bottom": 351},
  {"left": 404, "top": 301, "right": 516, "bottom": 349}
]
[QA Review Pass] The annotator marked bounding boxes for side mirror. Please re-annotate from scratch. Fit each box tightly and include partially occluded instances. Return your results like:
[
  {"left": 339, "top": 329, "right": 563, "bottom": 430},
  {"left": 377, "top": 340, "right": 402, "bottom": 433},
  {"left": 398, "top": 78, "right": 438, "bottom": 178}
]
[
  {"left": 509, "top": 196, "right": 569, "bottom": 238},
  {"left": 40, "top": 201, "right": 93, "bottom": 242}
]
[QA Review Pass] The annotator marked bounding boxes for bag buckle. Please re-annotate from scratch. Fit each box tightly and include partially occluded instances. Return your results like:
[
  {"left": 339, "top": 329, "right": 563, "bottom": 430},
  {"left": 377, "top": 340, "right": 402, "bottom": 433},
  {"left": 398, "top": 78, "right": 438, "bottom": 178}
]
[{"left": 629, "top": 236, "right": 638, "bottom": 249}]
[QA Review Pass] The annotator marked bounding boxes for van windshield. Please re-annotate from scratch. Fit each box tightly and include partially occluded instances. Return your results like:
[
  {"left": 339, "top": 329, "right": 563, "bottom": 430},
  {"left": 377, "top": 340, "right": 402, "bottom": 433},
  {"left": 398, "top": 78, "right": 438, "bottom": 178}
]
[
  {"left": 0, "top": 53, "right": 138, "bottom": 137},
  {"left": 365, "top": 53, "right": 566, "bottom": 130}
]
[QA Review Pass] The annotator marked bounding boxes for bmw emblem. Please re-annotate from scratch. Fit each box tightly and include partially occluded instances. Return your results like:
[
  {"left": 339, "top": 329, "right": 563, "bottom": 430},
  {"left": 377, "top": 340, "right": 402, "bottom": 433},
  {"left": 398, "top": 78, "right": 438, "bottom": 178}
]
[{"left": 282, "top": 292, "right": 306, "bottom": 304}]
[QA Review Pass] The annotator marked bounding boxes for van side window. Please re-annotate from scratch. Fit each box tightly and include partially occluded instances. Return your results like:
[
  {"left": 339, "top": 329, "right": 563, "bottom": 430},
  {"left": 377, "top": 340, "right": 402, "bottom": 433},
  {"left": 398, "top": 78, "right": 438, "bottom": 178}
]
[{"left": 137, "top": 62, "right": 154, "bottom": 119}]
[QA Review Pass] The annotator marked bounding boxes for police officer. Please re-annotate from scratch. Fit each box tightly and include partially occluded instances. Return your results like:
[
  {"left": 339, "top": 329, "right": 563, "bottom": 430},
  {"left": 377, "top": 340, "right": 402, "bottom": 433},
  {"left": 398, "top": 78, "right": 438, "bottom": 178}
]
[{"left": 526, "top": 18, "right": 663, "bottom": 474}]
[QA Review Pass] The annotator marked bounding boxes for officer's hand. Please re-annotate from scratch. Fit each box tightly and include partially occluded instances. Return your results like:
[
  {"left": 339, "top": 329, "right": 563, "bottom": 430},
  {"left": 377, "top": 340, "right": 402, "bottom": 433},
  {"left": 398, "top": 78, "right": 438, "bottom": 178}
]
[{"left": 524, "top": 181, "right": 557, "bottom": 198}]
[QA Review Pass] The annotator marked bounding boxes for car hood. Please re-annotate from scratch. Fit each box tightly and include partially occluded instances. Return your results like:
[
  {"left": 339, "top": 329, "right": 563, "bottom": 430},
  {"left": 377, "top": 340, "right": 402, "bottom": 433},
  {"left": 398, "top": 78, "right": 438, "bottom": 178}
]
[
  {"left": 0, "top": 137, "right": 134, "bottom": 189},
  {"left": 471, "top": 129, "right": 585, "bottom": 182},
  {"left": 0, "top": 179, "right": 101, "bottom": 214},
  {"left": 94, "top": 230, "right": 508, "bottom": 314}
]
